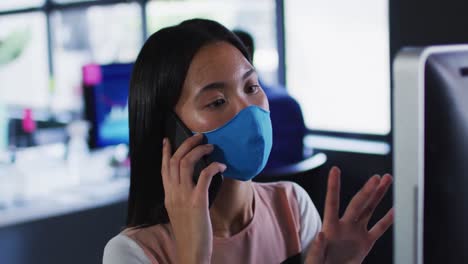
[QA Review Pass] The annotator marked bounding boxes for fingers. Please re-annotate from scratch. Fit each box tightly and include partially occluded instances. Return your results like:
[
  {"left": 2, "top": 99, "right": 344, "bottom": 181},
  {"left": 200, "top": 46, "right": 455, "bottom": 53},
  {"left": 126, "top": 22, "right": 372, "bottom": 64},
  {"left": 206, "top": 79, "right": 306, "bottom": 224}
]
[
  {"left": 357, "top": 174, "right": 393, "bottom": 225},
  {"left": 341, "top": 174, "right": 381, "bottom": 222},
  {"left": 323, "top": 166, "right": 341, "bottom": 225},
  {"left": 169, "top": 133, "right": 204, "bottom": 184},
  {"left": 161, "top": 137, "right": 172, "bottom": 188},
  {"left": 369, "top": 207, "right": 394, "bottom": 241},
  {"left": 172, "top": 133, "right": 204, "bottom": 161},
  {"left": 305, "top": 232, "right": 327, "bottom": 264},
  {"left": 194, "top": 162, "right": 226, "bottom": 201},
  {"left": 179, "top": 144, "right": 215, "bottom": 188}
]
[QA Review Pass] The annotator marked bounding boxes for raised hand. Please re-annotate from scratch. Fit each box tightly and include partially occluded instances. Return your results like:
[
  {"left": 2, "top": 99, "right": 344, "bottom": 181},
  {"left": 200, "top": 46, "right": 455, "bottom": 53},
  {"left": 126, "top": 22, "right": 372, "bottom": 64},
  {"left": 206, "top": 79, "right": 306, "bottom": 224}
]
[
  {"left": 161, "top": 133, "right": 226, "bottom": 264},
  {"left": 306, "top": 167, "right": 394, "bottom": 264}
]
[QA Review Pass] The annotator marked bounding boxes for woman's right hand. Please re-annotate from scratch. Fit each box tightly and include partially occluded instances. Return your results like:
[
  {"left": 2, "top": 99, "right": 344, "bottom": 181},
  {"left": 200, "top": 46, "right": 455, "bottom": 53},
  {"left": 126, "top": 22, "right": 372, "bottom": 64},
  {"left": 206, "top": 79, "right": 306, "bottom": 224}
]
[{"left": 161, "top": 133, "right": 226, "bottom": 264}]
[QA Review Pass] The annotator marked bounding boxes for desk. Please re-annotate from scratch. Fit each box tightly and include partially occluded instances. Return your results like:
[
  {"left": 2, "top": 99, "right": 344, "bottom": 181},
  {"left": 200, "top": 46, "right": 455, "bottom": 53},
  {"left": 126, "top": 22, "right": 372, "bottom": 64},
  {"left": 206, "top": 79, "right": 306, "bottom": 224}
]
[
  {"left": 0, "top": 144, "right": 131, "bottom": 264},
  {"left": 0, "top": 177, "right": 129, "bottom": 228}
]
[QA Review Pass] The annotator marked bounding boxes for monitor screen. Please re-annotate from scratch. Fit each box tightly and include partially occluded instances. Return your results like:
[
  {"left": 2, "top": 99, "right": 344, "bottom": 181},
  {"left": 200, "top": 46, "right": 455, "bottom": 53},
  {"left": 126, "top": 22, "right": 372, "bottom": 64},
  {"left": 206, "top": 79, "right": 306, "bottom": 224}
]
[
  {"left": 83, "top": 63, "right": 132, "bottom": 148},
  {"left": 393, "top": 45, "right": 468, "bottom": 264}
]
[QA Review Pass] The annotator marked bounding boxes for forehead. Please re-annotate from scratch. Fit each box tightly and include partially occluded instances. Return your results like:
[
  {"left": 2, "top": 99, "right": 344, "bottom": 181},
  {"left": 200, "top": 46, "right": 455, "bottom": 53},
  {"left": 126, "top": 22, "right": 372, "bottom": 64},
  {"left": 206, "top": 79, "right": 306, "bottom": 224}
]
[{"left": 183, "top": 41, "right": 252, "bottom": 89}]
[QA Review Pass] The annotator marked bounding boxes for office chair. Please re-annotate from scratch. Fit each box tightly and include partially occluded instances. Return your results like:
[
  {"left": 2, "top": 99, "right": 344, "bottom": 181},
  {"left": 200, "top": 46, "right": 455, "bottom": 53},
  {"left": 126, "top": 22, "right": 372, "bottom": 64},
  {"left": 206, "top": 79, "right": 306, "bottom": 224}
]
[{"left": 256, "top": 85, "right": 327, "bottom": 182}]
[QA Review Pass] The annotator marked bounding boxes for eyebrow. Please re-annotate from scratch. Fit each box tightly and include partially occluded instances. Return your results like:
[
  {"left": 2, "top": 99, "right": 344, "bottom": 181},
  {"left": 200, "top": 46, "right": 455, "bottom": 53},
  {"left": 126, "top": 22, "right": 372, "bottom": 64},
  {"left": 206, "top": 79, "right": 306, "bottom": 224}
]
[
  {"left": 194, "top": 67, "right": 256, "bottom": 101},
  {"left": 242, "top": 68, "right": 256, "bottom": 80}
]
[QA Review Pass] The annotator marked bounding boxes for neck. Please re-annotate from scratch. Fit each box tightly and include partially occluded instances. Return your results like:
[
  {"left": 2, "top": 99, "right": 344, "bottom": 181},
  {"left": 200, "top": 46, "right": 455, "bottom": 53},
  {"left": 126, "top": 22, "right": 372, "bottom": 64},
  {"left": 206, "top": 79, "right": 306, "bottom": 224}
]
[{"left": 209, "top": 178, "right": 254, "bottom": 238}]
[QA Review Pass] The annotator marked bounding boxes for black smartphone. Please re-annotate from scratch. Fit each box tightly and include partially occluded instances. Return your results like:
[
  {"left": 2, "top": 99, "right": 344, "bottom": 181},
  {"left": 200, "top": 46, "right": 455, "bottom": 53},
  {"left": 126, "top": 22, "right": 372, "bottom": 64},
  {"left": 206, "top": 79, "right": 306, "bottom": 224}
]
[{"left": 164, "top": 111, "right": 223, "bottom": 207}]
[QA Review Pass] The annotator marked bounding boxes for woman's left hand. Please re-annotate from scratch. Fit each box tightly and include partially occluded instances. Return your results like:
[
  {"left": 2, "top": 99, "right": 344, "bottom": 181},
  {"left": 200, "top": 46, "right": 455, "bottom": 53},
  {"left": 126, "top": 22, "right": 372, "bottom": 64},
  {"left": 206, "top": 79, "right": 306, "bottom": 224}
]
[{"left": 305, "top": 167, "right": 394, "bottom": 264}]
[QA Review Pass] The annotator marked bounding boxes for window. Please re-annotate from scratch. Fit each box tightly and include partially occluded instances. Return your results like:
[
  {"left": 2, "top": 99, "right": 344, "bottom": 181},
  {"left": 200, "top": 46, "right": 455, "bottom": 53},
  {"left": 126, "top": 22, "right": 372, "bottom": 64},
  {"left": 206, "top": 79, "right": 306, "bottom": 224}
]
[
  {"left": 52, "top": 0, "right": 97, "bottom": 3},
  {"left": 0, "top": 12, "right": 50, "bottom": 108},
  {"left": 146, "top": 0, "right": 279, "bottom": 85},
  {"left": 285, "top": 0, "right": 390, "bottom": 135},
  {"left": 50, "top": 3, "right": 141, "bottom": 111},
  {"left": 0, "top": 0, "right": 279, "bottom": 112},
  {"left": 0, "top": 0, "right": 45, "bottom": 11}
]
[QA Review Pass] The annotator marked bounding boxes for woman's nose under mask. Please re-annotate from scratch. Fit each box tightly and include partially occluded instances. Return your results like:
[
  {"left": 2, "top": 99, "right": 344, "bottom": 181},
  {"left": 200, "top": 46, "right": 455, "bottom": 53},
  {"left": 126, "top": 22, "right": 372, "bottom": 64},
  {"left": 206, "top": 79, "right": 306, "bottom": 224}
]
[{"left": 193, "top": 105, "right": 273, "bottom": 181}]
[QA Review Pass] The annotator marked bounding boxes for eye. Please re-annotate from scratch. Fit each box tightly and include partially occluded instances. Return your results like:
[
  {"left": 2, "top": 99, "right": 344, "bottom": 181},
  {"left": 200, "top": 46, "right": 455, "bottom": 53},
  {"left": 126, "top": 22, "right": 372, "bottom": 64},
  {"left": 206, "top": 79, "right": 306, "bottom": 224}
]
[
  {"left": 207, "top": 98, "right": 226, "bottom": 109},
  {"left": 245, "top": 85, "right": 260, "bottom": 94}
]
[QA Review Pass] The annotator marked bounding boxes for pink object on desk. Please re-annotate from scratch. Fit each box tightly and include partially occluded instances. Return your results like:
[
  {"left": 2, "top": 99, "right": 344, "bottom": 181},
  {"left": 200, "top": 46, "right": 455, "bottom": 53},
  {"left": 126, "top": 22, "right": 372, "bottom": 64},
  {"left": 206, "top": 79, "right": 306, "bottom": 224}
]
[
  {"left": 22, "top": 108, "right": 36, "bottom": 133},
  {"left": 82, "top": 64, "right": 102, "bottom": 86}
]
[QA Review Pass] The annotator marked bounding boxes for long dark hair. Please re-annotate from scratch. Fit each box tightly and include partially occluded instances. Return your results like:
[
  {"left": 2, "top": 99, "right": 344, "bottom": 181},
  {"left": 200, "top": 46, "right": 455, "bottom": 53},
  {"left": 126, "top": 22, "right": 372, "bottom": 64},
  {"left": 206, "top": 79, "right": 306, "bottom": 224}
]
[{"left": 126, "top": 19, "right": 250, "bottom": 227}]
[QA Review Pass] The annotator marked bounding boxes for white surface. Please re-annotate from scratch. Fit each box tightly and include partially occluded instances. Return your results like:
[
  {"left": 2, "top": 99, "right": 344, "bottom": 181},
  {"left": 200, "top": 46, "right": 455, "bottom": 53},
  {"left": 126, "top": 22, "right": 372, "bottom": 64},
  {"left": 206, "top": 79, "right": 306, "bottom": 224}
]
[
  {"left": 393, "top": 47, "right": 425, "bottom": 264},
  {"left": 0, "top": 144, "right": 129, "bottom": 228},
  {"left": 0, "top": 177, "right": 129, "bottom": 228},
  {"left": 304, "top": 135, "right": 390, "bottom": 155}
]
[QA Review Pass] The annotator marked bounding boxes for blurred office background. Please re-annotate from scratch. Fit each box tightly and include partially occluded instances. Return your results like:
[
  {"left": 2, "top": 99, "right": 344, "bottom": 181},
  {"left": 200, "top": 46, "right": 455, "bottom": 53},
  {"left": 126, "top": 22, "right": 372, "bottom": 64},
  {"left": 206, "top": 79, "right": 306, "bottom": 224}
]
[{"left": 1, "top": 0, "right": 468, "bottom": 263}]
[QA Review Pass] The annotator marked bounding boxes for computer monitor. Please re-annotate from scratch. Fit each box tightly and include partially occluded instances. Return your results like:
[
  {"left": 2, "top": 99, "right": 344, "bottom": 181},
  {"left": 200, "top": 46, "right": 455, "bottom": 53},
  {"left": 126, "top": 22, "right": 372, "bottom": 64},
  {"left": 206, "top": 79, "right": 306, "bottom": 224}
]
[
  {"left": 82, "top": 63, "right": 132, "bottom": 148},
  {"left": 393, "top": 45, "right": 468, "bottom": 264}
]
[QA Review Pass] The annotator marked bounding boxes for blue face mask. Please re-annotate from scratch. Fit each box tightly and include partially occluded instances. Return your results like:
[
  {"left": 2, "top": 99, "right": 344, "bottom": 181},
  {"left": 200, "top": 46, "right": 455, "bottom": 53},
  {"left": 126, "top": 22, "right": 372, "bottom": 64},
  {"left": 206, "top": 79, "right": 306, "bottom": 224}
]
[{"left": 194, "top": 105, "right": 273, "bottom": 181}]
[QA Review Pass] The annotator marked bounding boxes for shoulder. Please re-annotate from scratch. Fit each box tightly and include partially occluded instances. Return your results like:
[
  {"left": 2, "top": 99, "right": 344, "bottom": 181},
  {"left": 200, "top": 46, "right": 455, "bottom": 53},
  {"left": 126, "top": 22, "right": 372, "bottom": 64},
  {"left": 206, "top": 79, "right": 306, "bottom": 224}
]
[
  {"left": 288, "top": 182, "right": 315, "bottom": 212},
  {"left": 103, "top": 233, "right": 151, "bottom": 264}
]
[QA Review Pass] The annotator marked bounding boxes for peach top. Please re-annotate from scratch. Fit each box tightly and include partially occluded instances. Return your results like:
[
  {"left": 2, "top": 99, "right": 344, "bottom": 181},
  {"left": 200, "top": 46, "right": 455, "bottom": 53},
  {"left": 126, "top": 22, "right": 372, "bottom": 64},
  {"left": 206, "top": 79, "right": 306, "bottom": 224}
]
[{"left": 103, "top": 181, "right": 321, "bottom": 264}]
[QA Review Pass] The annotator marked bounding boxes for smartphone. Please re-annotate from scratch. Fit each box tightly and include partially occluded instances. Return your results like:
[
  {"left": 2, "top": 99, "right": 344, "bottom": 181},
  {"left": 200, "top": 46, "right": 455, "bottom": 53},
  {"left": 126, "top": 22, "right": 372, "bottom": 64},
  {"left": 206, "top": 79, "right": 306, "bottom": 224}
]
[{"left": 164, "top": 111, "right": 223, "bottom": 207}]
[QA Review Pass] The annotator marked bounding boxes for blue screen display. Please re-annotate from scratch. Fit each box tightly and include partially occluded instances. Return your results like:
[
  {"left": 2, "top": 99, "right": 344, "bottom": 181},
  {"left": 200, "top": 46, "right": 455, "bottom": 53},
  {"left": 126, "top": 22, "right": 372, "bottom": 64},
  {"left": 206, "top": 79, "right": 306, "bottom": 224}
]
[{"left": 92, "top": 63, "right": 132, "bottom": 147}]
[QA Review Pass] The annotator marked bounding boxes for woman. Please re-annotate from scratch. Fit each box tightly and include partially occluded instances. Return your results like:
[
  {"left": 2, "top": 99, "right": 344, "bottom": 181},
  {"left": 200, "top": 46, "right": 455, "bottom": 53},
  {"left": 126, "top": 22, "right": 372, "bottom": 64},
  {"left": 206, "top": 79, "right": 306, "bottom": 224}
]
[{"left": 103, "top": 19, "right": 393, "bottom": 264}]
